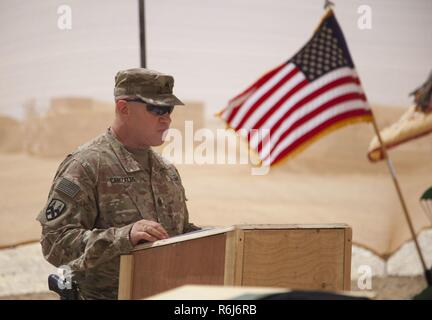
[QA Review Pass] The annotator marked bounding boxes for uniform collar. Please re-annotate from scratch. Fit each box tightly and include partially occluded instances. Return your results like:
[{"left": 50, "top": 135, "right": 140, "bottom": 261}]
[
  {"left": 106, "top": 128, "right": 169, "bottom": 173},
  {"left": 149, "top": 149, "right": 170, "bottom": 173},
  {"left": 106, "top": 128, "right": 141, "bottom": 173}
]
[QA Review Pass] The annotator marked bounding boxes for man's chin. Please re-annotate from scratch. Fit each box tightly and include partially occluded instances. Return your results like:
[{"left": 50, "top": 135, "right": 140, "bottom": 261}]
[
  {"left": 151, "top": 140, "right": 164, "bottom": 147},
  {"left": 150, "top": 136, "right": 165, "bottom": 147},
  {"left": 148, "top": 130, "right": 169, "bottom": 147}
]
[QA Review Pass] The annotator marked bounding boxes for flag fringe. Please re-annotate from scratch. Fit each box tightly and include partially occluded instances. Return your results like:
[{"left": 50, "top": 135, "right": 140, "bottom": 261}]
[
  {"left": 271, "top": 114, "right": 373, "bottom": 168},
  {"left": 215, "top": 113, "right": 372, "bottom": 168}
]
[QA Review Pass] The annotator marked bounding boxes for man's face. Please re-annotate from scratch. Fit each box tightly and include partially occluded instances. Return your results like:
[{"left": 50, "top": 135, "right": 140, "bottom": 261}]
[{"left": 125, "top": 101, "right": 172, "bottom": 147}]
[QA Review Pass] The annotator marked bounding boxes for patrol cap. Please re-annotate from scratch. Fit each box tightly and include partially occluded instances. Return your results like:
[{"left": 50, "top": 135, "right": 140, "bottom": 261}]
[{"left": 114, "top": 68, "right": 184, "bottom": 106}]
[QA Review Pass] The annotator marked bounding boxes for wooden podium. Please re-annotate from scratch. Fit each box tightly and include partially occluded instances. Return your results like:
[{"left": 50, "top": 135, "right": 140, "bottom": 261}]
[{"left": 118, "top": 224, "right": 352, "bottom": 300}]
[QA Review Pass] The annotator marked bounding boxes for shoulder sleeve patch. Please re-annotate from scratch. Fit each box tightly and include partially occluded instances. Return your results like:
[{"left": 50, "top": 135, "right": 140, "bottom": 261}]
[
  {"left": 55, "top": 177, "right": 81, "bottom": 199},
  {"left": 46, "top": 199, "right": 66, "bottom": 221}
]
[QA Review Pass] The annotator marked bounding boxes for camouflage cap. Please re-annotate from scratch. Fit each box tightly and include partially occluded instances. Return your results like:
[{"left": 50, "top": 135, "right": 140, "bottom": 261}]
[{"left": 114, "top": 68, "right": 184, "bottom": 106}]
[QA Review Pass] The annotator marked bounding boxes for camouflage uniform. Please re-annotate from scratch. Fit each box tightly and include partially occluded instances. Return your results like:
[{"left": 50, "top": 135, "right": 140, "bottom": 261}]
[
  {"left": 37, "top": 68, "right": 198, "bottom": 299},
  {"left": 37, "top": 129, "right": 199, "bottom": 299}
]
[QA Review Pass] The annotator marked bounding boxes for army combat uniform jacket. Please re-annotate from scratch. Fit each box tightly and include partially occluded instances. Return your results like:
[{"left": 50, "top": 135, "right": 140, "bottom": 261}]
[{"left": 37, "top": 129, "right": 199, "bottom": 299}]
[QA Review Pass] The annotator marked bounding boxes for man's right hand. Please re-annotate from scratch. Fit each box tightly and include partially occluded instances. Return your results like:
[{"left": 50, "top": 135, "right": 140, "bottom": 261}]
[{"left": 129, "top": 220, "right": 169, "bottom": 246}]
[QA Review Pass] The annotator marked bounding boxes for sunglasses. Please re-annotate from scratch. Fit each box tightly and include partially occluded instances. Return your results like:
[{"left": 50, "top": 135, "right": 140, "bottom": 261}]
[{"left": 125, "top": 99, "right": 174, "bottom": 116}]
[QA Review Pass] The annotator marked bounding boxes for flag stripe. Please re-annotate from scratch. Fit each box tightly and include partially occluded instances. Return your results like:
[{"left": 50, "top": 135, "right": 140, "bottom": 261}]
[
  {"left": 223, "top": 65, "right": 288, "bottom": 123},
  {"left": 229, "top": 64, "right": 296, "bottom": 127},
  {"left": 264, "top": 101, "right": 370, "bottom": 163},
  {"left": 239, "top": 78, "right": 310, "bottom": 141},
  {"left": 250, "top": 72, "right": 363, "bottom": 149},
  {"left": 269, "top": 109, "right": 372, "bottom": 166},
  {"left": 234, "top": 67, "right": 302, "bottom": 130},
  {"left": 240, "top": 73, "right": 308, "bottom": 132},
  {"left": 220, "top": 62, "right": 288, "bottom": 121},
  {"left": 227, "top": 63, "right": 287, "bottom": 108},
  {"left": 254, "top": 80, "right": 365, "bottom": 151},
  {"left": 248, "top": 67, "right": 360, "bottom": 140},
  {"left": 258, "top": 92, "right": 366, "bottom": 156},
  {"left": 268, "top": 102, "right": 369, "bottom": 162}
]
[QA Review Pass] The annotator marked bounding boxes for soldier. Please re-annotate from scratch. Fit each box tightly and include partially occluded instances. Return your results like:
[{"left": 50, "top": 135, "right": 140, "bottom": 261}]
[{"left": 37, "top": 68, "right": 200, "bottom": 299}]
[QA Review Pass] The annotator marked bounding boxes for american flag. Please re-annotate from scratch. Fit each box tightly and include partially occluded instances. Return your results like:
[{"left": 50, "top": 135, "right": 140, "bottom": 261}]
[{"left": 218, "top": 9, "right": 372, "bottom": 167}]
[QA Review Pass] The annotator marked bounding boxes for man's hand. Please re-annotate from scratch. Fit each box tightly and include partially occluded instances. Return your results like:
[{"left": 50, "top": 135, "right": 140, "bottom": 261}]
[{"left": 129, "top": 220, "right": 169, "bottom": 246}]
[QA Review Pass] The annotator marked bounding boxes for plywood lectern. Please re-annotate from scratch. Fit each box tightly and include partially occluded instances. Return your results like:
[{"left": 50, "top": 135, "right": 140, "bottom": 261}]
[{"left": 118, "top": 224, "right": 352, "bottom": 300}]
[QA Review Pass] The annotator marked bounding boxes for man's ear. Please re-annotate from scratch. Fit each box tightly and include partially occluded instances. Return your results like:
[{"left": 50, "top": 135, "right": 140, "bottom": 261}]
[{"left": 115, "top": 99, "right": 129, "bottom": 116}]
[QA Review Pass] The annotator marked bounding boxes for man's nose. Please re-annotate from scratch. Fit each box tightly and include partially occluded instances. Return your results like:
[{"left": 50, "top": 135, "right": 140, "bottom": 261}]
[{"left": 159, "top": 113, "right": 171, "bottom": 123}]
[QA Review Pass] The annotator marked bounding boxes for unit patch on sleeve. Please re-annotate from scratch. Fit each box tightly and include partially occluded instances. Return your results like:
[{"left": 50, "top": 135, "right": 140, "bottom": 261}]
[{"left": 46, "top": 199, "right": 66, "bottom": 221}]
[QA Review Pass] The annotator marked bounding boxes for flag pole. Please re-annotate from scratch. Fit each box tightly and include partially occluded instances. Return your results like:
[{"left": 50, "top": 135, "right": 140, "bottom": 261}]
[
  {"left": 369, "top": 112, "right": 432, "bottom": 285},
  {"left": 322, "top": 0, "right": 431, "bottom": 288},
  {"left": 138, "top": 0, "right": 146, "bottom": 68}
]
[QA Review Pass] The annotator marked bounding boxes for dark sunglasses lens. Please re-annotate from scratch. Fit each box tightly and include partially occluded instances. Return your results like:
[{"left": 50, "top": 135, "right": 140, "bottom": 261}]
[{"left": 147, "top": 105, "right": 174, "bottom": 115}]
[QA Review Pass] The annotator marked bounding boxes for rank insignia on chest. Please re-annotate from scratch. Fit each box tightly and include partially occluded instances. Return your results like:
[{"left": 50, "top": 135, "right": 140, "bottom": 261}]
[{"left": 46, "top": 199, "right": 66, "bottom": 221}]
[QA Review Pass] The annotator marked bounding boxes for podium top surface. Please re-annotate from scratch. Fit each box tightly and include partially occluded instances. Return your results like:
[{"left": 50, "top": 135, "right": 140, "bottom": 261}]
[
  {"left": 145, "top": 284, "right": 375, "bottom": 300},
  {"left": 146, "top": 285, "right": 285, "bottom": 300},
  {"left": 132, "top": 226, "right": 235, "bottom": 251},
  {"left": 234, "top": 223, "right": 349, "bottom": 230},
  {"left": 130, "top": 223, "right": 350, "bottom": 252}
]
